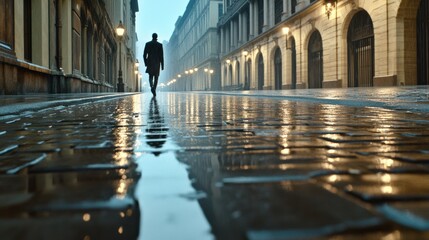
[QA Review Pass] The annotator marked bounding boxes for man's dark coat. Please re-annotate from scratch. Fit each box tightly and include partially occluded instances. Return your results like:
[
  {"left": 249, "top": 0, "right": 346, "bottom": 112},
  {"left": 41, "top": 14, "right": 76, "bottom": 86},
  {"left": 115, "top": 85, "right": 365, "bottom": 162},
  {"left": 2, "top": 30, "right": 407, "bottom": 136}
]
[{"left": 143, "top": 40, "right": 164, "bottom": 76}]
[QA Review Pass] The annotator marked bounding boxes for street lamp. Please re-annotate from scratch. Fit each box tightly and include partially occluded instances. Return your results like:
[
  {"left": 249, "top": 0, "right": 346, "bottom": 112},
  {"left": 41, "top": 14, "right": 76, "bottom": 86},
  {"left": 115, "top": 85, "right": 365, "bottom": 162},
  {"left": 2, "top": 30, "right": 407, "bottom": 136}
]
[
  {"left": 324, "top": 0, "right": 336, "bottom": 19},
  {"left": 138, "top": 73, "right": 142, "bottom": 92},
  {"left": 283, "top": 26, "right": 290, "bottom": 49},
  {"left": 208, "top": 69, "right": 214, "bottom": 91},
  {"left": 135, "top": 59, "right": 139, "bottom": 92},
  {"left": 116, "top": 21, "right": 126, "bottom": 92}
]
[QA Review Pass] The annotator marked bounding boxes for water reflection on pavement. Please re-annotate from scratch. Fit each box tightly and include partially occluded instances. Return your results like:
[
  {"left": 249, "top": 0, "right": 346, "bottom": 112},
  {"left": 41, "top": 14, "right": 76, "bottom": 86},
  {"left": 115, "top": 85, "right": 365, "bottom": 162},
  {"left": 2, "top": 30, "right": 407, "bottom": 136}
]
[
  {"left": 134, "top": 95, "right": 213, "bottom": 240},
  {"left": 158, "top": 92, "right": 429, "bottom": 240},
  {"left": 1, "top": 88, "right": 429, "bottom": 240}
]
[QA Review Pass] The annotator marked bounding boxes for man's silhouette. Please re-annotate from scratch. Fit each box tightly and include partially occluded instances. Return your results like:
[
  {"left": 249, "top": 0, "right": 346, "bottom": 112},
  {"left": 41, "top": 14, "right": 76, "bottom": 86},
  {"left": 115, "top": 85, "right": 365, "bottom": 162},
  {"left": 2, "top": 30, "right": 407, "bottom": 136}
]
[{"left": 143, "top": 33, "right": 164, "bottom": 97}]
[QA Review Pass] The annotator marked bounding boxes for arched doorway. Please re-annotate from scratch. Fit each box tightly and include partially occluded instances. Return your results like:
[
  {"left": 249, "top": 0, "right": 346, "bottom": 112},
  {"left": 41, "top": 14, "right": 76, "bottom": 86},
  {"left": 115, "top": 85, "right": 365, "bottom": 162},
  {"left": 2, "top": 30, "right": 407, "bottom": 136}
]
[
  {"left": 290, "top": 37, "right": 297, "bottom": 89},
  {"left": 245, "top": 59, "right": 251, "bottom": 90},
  {"left": 308, "top": 31, "right": 323, "bottom": 88},
  {"left": 417, "top": 0, "right": 429, "bottom": 85},
  {"left": 274, "top": 48, "right": 282, "bottom": 90},
  {"left": 257, "top": 54, "right": 264, "bottom": 90},
  {"left": 347, "top": 11, "right": 374, "bottom": 87}
]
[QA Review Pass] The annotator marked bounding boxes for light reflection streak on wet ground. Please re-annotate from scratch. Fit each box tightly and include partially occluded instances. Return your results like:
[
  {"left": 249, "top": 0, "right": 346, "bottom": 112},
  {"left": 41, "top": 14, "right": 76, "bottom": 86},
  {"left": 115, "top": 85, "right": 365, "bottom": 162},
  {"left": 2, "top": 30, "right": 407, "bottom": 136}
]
[
  {"left": 134, "top": 91, "right": 429, "bottom": 240},
  {"left": 133, "top": 95, "right": 213, "bottom": 240},
  {"left": 0, "top": 88, "right": 428, "bottom": 239}
]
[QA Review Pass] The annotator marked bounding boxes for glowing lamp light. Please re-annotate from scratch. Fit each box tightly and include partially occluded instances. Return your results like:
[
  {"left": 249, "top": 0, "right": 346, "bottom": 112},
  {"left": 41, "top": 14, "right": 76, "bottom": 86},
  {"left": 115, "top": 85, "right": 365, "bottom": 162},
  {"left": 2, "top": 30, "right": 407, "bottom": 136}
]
[
  {"left": 116, "top": 21, "right": 125, "bottom": 37},
  {"left": 282, "top": 27, "right": 290, "bottom": 36},
  {"left": 324, "top": 0, "right": 336, "bottom": 19}
]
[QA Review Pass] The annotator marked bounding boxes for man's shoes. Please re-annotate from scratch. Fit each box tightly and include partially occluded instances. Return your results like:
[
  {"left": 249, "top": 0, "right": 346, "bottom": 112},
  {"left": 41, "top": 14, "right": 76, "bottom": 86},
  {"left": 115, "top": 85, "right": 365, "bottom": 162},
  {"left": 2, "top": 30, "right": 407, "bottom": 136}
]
[{"left": 151, "top": 87, "right": 156, "bottom": 96}]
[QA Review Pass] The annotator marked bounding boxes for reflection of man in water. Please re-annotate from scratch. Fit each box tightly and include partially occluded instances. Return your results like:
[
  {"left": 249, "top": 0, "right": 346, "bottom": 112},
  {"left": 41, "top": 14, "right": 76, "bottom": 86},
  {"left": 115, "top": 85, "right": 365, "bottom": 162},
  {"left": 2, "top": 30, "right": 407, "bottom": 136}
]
[{"left": 146, "top": 97, "right": 168, "bottom": 156}]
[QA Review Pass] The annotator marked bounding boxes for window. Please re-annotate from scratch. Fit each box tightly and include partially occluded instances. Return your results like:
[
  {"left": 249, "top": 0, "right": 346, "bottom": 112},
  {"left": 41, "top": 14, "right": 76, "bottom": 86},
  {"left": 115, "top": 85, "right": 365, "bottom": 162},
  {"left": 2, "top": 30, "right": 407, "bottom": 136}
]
[
  {"left": 291, "top": 0, "right": 297, "bottom": 14},
  {"left": 72, "top": 8, "right": 81, "bottom": 71},
  {"left": 275, "top": 0, "right": 283, "bottom": 24},
  {"left": 24, "top": 0, "right": 32, "bottom": 61},
  {"left": 0, "top": 0, "right": 14, "bottom": 53},
  {"left": 258, "top": 0, "right": 264, "bottom": 34}
]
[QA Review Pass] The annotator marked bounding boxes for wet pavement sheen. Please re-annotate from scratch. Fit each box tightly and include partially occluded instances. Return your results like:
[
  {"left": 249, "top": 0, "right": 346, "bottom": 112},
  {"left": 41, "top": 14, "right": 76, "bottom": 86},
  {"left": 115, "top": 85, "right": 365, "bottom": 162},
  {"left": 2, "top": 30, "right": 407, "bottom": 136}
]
[{"left": 0, "top": 89, "right": 429, "bottom": 239}]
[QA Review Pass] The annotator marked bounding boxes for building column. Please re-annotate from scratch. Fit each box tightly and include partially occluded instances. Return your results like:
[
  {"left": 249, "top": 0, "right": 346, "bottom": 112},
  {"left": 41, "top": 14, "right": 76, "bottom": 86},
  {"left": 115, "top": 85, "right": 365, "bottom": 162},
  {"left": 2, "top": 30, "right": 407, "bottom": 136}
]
[
  {"left": 220, "top": 27, "right": 224, "bottom": 54},
  {"left": 238, "top": 12, "right": 243, "bottom": 44},
  {"left": 282, "top": 0, "right": 288, "bottom": 19},
  {"left": 243, "top": 11, "right": 248, "bottom": 42},
  {"left": 230, "top": 20, "right": 234, "bottom": 49},
  {"left": 254, "top": 0, "right": 260, "bottom": 34},
  {"left": 226, "top": 25, "right": 230, "bottom": 52},
  {"left": 249, "top": 1, "right": 254, "bottom": 38},
  {"left": 263, "top": 0, "right": 268, "bottom": 32}
]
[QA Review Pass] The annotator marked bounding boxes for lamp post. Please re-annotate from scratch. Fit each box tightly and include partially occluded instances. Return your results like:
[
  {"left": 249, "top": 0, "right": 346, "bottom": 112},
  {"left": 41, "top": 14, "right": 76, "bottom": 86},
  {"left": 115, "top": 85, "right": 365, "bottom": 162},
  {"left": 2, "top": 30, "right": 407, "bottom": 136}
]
[
  {"left": 283, "top": 26, "right": 290, "bottom": 49},
  {"left": 116, "top": 21, "right": 125, "bottom": 92},
  {"left": 209, "top": 69, "right": 214, "bottom": 91},
  {"left": 135, "top": 59, "right": 139, "bottom": 92}
]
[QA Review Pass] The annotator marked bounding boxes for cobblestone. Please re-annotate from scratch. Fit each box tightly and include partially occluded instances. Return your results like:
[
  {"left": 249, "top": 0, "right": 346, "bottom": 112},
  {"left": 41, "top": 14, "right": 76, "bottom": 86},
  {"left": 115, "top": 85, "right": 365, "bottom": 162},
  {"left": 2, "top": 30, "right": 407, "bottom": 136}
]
[{"left": 0, "top": 87, "right": 428, "bottom": 239}]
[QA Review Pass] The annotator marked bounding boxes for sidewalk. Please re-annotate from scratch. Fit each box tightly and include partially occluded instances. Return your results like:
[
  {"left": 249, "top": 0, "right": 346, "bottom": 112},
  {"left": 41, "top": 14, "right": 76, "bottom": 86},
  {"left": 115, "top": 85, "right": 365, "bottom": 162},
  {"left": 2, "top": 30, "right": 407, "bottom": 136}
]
[
  {"left": 206, "top": 85, "right": 429, "bottom": 113},
  {"left": 0, "top": 93, "right": 137, "bottom": 120}
]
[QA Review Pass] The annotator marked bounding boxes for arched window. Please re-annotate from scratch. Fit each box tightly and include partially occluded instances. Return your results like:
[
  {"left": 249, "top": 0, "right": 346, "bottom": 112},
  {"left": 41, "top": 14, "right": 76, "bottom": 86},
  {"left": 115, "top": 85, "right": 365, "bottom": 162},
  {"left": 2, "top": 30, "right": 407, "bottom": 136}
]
[
  {"left": 274, "top": 48, "right": 282, "bottom": 90},
  {"left": 72, "top": 4, "right": 81, "bottom": 72},
  {"left": 87, "top": 26, "right": 93, "bottom": 78},
  {"left": 308, "top": 31, "right": 323, "bottom": 89},
  {"left": 347, "top": 11, "right": 374, "bottom": 87}
]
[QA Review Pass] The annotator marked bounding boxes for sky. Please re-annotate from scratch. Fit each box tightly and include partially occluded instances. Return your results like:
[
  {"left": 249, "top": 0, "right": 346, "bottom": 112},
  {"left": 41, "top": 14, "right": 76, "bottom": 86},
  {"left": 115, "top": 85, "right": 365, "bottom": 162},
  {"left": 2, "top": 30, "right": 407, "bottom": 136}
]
[{"left": 136, "top": 0, "right": 189, "bottom": 63}]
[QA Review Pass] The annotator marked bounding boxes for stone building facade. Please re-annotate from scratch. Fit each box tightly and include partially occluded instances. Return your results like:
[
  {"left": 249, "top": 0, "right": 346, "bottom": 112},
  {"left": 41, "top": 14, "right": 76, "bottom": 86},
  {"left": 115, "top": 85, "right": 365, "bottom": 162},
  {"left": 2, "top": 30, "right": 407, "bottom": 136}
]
[
  {"left": 0, "top": 0, "right": 139, "bottom": 94},
  {"left": 218, "top": 0, "right": 429, "bottom": 90},
  {"left": 164, "top": 0, "right": 224, "bottom": 91}
]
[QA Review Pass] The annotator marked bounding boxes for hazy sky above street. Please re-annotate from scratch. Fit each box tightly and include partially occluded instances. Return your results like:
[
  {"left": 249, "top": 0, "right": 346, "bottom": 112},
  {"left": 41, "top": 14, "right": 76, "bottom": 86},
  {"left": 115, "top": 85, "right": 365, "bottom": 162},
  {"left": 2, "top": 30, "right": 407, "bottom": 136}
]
[{"left": 136, "top": 0, "right": 189, "bottom": 61}]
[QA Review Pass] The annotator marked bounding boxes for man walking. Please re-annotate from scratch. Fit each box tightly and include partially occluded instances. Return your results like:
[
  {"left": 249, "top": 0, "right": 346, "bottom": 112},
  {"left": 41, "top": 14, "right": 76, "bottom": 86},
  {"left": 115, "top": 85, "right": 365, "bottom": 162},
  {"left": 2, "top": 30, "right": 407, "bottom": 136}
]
[{"left": 143, "top": 33, "right": 164, "bottom": 96}]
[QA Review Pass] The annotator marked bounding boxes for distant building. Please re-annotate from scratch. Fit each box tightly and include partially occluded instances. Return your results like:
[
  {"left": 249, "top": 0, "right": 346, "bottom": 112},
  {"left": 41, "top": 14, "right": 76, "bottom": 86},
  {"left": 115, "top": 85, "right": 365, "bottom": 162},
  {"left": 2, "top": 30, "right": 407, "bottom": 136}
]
[
  {"left": 164, "top": 0, "right": 224, "bottom": 91},
  {"left": 0, "top": 0, "right": 139, "bottom": 94},
  {"left": 218, "top": 0, "right": 429, "bottom": 90}
]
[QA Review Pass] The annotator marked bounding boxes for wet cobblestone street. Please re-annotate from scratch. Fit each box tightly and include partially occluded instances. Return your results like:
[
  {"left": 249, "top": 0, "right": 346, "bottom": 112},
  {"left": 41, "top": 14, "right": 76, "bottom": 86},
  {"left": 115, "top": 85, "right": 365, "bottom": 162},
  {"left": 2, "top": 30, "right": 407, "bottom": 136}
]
[{"left": 1, "top": 88, "right": 429, "bottom": 239}]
